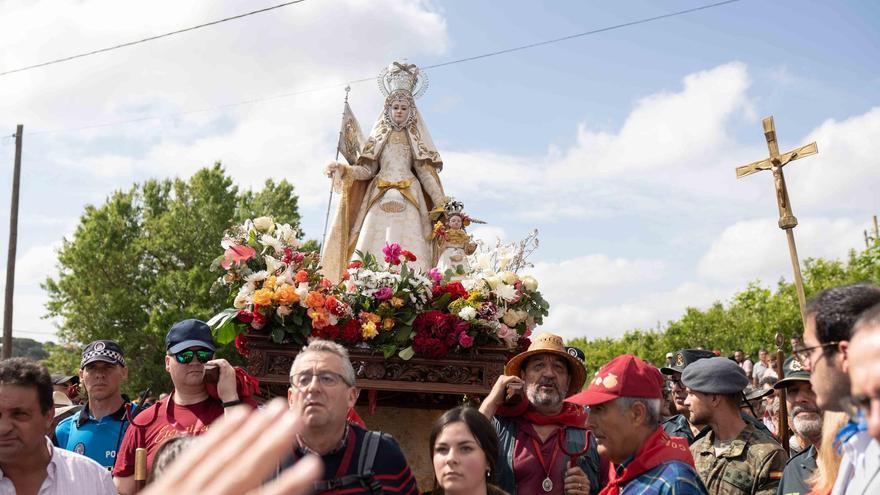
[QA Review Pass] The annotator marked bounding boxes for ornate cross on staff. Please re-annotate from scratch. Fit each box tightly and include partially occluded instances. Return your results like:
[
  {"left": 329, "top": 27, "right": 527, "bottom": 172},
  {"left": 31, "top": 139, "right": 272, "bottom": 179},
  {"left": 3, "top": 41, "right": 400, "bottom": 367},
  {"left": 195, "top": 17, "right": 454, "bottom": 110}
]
[{"left": 735, "top": 116, "right": 818, "bottom": 327}]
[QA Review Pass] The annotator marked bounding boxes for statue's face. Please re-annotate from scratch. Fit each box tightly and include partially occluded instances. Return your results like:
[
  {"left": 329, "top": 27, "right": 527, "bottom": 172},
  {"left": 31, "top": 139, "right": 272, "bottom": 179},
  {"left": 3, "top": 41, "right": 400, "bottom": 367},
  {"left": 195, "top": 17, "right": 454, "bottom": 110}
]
[
  {"left": 389, "top": 99, "right": 411, "bottom": 125},
  {"left": 448, "top": 215, "right": 462, "bottom": 229}
]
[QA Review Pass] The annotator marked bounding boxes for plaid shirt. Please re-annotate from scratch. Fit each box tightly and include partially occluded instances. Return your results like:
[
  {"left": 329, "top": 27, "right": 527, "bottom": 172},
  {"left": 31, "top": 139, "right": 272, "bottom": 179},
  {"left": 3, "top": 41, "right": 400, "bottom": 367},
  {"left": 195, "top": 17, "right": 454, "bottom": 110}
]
[{"left": 615, "top": 459, "right": 708, "bottom": 495}]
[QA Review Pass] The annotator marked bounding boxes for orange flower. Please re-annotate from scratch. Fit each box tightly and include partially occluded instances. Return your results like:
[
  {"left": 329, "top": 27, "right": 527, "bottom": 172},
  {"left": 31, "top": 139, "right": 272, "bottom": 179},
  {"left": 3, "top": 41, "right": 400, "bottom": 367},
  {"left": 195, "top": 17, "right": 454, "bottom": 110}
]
[
  {"left": 308, "top": 308, "right": 331, "bottom": 329},
  {"left": 304, "top": 291, "right": 326, "bottom": 309},
  {"left": 252, "top": 288, "right": 273, "bottom": 307},
  {"left": 382, "top": 318, "right": 395, "bottom": 331},
  {"left": 264, "top": 275, "right": 277, "bottom": 290},
  {"left": 390, "top": 297, "right": 405, "bottom": 308},
  {"left": 274, "top": 284, "right": 299, "bottom": 306},
  {"left": 360, "top": 311, "right": 381, "bottom": 324},
  {"left": 295, "top": 270, "right": 310, "bottom": 284}
]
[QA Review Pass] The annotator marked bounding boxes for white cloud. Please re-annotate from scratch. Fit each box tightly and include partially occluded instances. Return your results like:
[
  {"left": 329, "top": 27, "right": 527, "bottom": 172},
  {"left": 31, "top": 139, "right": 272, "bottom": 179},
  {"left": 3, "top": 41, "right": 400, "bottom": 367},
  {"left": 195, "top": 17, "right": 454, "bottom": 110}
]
[
  {"left": 545, "top": 281, "right": 730, "bottom": 341},
  {"left": 530, "top": 254, "right": 666, "bottom": 305},
  {"left": 786, "top": 107, "right": 880, "bottom": 213},
  {"left": 697, "top": 216, "right": 865, "bottom": 284},
  {"left": 469, "top": 225, "right": 506, "bottom": 244}
]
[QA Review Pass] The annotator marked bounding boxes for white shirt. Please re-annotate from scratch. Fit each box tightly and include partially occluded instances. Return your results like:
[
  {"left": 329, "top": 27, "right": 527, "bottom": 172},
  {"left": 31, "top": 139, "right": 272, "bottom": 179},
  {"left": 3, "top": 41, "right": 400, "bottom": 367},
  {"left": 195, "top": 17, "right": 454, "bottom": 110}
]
[
  {"left": 831, "top": 430, "right": 879, "bottom": 495},
  {"left": 0, "top": 438, "right": 116, "bottom": 495}
]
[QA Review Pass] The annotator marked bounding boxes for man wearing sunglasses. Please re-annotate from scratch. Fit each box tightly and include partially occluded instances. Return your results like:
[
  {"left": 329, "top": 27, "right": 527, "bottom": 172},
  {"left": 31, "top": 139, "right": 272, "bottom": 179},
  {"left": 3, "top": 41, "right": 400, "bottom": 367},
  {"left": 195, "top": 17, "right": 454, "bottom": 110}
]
[{"left": 113, "top": 319, "right": 238, "bottom": 494}]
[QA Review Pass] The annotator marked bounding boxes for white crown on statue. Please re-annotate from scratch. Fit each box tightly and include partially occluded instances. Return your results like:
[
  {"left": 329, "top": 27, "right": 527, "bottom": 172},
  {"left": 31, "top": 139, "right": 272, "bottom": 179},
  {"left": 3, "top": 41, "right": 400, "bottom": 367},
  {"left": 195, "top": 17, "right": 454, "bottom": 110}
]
[
  {"left": 377, "top": 60, "right": 429, "bottom": 99},
  {"left": 444, "top": 200, "right": 464, "bottom": 216}
]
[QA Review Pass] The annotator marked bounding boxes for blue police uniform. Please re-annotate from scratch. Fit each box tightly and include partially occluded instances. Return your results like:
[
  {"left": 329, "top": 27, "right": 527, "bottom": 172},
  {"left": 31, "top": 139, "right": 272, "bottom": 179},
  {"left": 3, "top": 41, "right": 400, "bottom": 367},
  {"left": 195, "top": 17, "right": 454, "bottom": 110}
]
[{"left": 55, "top": 399, "right": 137, "bottom": 469}]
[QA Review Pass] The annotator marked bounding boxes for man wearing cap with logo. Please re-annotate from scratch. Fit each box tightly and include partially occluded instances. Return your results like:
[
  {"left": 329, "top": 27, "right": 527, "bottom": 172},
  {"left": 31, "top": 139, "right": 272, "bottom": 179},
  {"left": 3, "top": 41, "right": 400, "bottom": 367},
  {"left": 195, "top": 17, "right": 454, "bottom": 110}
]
[
  {"left": 113, "top": 319, "right": 240, "bottom": 494},
  {"left": 683, "top": 357, "right": 787, "bottom": 494},
  {"left": 574, "top": 354, "right": 707, "bottom": 494},
  {"left": 774, "top": 356, "right": 822, "bottom": 495},
  {"left": 661, "top": 349, "right": 716, "bottom": 445},
  {"left": 480, "top": 332, "right": 599, "bottom": 495},
  {"left": 54, "top": 339, "right": 135, "bottom": 470}
]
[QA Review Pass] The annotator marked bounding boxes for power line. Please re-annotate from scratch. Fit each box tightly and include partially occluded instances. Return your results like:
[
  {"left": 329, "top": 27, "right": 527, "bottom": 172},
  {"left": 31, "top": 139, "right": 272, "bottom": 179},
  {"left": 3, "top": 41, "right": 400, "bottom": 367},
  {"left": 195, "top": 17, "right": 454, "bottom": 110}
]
[
  {"left": 28, "top": 0, "right": 743, "bottom": 137},
  {"left": 424, "top": 0, "right": 742, "bottom": 70},
  {"left": 0, "top": 0, "right": 309, "bottom": 77}
]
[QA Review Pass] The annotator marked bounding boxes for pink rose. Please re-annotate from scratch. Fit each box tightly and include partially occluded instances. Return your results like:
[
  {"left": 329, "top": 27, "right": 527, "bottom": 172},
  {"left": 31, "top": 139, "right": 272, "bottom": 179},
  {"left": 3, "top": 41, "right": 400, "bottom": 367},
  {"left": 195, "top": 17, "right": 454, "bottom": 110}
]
[
  {"left": 374, "top": 287, "right": 393, "bottom": 301},
  {"left": 458, "top": 332, "right": 474, "bottom": 348},
  {"left": 428, "top": 268, "right": 442, "bottom": 284}
]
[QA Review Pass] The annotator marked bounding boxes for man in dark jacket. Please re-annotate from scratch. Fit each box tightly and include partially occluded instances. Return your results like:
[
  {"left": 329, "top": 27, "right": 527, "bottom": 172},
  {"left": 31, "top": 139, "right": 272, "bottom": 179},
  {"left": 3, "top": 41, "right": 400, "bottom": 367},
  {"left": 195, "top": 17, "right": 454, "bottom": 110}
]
[{"left": 480, "top": 332, "right": 599, "bottom": 495}]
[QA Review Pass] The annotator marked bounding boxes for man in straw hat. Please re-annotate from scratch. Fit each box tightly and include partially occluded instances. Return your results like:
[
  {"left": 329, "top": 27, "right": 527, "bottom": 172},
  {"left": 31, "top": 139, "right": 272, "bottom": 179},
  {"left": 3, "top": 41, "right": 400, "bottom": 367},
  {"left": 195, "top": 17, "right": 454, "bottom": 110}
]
[
  {"left": 572, "top": 354, "right": 707, "bottom": 495},
  {"left": 480, "top": 332, "right": 599, "bottom": 495}
]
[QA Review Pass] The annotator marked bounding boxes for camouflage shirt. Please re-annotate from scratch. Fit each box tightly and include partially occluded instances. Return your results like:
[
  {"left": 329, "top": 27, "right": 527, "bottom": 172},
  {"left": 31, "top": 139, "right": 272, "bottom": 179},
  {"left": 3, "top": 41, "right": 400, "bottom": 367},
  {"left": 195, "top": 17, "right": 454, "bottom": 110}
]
[{"left": 691, "top": 422, "right": 788, "bottom": 495}]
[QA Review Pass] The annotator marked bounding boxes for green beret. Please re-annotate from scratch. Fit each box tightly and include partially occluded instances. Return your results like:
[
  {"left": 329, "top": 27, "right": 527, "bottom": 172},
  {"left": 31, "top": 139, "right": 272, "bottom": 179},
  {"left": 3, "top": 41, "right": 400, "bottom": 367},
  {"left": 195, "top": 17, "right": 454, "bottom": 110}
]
[{"left": 681, "top": 357, "right": 748, "bottom": 394}]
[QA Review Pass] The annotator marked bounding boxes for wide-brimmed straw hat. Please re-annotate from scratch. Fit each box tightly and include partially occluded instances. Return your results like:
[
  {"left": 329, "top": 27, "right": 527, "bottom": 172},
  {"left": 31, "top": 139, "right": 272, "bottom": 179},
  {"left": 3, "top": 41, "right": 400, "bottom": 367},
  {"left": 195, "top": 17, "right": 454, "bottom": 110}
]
[{"left": 504, "top": 332, "right": 587, "bottom": 397}]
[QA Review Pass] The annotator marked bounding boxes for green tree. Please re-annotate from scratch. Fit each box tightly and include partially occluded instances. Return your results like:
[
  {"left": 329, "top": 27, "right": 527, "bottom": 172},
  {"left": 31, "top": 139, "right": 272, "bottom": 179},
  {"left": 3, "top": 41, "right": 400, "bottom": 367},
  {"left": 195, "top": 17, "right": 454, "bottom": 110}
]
[
  {"left": 569, "top": 240, "right": 880, "bottom": 373},
  {"left": 42, "top": 163, "right": 302, "bottom": 395}
]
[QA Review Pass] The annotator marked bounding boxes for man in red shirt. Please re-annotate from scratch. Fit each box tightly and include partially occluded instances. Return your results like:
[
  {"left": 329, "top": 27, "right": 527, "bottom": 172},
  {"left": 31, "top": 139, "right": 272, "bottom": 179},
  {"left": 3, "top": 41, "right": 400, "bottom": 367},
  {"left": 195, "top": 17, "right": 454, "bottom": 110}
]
[{"left": 112, "top": 319, "right": 240, "bottom": 494}]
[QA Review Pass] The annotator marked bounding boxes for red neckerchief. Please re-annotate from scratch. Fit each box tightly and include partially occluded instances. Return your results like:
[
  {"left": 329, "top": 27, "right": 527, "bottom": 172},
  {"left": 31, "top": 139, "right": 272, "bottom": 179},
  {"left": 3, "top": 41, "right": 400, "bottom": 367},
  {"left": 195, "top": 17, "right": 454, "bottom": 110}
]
[
  {"left": 497, "top": 401, "right": 588, "bottom": 428},
  {"left": 600, "top": 427, "right": 694, "bottom": 495}
]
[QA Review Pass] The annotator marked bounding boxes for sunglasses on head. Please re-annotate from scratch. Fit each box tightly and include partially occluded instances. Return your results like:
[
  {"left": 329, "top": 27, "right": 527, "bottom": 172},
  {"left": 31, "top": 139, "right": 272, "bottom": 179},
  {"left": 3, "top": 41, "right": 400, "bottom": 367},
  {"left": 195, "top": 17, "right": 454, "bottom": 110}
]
[{"left": 174, "top": 349, "right": 214, "bottom": 364}]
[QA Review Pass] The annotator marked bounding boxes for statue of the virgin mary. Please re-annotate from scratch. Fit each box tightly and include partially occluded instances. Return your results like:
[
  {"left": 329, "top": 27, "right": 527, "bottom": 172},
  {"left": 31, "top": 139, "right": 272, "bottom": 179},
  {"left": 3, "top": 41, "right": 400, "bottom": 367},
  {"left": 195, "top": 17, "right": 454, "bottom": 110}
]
[{"left": 321, "top": 62, "right": 446, "bottom": 281}]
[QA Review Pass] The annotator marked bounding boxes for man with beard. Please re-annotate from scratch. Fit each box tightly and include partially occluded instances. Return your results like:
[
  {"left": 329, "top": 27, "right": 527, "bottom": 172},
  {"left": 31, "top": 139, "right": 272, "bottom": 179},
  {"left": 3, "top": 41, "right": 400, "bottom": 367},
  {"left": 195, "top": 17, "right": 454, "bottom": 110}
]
[
  {"left": 684, "top": 357, "right": 787, "bottom": 494},
  {"left": 661, "top": 349, "right": 716, "bottom": 444},
  {"left": 839, "top": 303, "right": 880, "bottom": 495},
  {"left": 797, "top": 284, "right": 880, "bottom": 495},
  {"left": 481, "top": 332, "right": 599, "bottom": 495},
  {"left": 579, "top": 354, "right": 707, "bottom": 495},
  {"left": 113, "top": 319, "right": 240, "bottom": 494},
  {"left": 55, "top": 339, "right": 135, "bottom": 469},
  {"left": 774, "top": 357, "right": 822, "bottom": 495}
]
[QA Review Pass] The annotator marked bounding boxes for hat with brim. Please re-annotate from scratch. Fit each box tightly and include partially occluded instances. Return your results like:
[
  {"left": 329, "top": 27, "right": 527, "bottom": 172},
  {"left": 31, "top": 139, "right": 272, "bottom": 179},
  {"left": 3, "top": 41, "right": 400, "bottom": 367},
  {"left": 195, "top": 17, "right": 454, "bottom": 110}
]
[
  {"left": 742, "top": 386, "right": 774, "bottom": 403},
  {"left": 504, "top": 332, "right": 586, "bottom": 397},
  {"left": 773, "top": 356, "right": 810, "bottom": 390},
  {"left": 51, "top": 374, "right": 79, "bottom": 386}
]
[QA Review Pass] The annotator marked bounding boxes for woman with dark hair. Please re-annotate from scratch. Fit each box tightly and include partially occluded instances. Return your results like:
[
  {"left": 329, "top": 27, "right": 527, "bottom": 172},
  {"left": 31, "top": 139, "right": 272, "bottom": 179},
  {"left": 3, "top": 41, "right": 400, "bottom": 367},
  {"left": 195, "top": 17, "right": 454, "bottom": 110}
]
[{"left": 429, "top": 406, "right": 509, "bottom": 495}]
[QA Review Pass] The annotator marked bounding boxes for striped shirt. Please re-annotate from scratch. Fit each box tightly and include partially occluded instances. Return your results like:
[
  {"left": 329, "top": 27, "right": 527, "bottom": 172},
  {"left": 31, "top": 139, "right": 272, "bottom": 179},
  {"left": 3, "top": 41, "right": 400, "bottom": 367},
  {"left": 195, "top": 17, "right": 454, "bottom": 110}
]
[{"left": 0, "top": 437, "right": 117, "bottom": 494}]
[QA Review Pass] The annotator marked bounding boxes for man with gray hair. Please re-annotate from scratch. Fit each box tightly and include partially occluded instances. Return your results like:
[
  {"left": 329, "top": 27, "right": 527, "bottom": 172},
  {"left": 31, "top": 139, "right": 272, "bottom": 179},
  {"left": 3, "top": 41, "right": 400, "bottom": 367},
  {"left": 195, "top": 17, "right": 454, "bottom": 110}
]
[
  {"left": 575, "top": 354, "right": 707, "bottom": 494},
  {"left": 282, "top": 339, "right": 418, "bottom": 494},
  {"left": 774, "top": 356, "right": 822, "bottom": 495}
]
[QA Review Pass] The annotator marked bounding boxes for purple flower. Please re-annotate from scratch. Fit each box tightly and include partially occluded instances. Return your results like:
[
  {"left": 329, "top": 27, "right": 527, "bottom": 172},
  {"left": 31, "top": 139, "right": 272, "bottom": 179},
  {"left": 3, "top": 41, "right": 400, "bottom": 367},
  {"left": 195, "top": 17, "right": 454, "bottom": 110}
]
[
  {"left": 428, "top": 268, "right": 442, "bottom": 284},
  {"left": 383, "top": 243, "right": 402, "bottom": 265},
  {"left": 374, "top": 287, "right": 393, "bottom": 301}
]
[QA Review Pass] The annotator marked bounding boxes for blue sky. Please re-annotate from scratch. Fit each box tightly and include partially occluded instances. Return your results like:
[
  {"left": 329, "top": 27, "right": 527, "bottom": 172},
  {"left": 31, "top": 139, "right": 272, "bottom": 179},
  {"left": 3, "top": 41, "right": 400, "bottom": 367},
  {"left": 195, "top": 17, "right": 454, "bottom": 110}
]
[{"left": 0, "top": 0, "right": 878, "bottom": 342}]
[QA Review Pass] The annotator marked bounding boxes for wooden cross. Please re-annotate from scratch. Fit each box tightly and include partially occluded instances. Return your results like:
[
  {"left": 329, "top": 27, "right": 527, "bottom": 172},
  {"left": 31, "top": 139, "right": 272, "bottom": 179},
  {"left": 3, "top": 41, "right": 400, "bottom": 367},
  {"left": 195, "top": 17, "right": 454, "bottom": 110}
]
[{"left": 735, "top": 116, "right": 818, "bottom": 325}]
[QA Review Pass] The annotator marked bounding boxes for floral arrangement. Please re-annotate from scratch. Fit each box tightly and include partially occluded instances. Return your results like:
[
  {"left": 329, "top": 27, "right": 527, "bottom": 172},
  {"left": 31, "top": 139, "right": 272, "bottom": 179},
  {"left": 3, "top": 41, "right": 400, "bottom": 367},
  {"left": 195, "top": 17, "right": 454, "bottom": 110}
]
[{"left": 209, "top": 219, "right": 548, "bottom": 360}]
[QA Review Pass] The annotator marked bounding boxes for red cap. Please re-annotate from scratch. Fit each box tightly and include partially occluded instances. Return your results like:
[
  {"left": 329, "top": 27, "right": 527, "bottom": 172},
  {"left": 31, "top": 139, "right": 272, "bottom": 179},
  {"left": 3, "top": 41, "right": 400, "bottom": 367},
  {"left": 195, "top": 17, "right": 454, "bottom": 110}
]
[{"left": 568, "top": 354, "right": 664, "bottom": 407}]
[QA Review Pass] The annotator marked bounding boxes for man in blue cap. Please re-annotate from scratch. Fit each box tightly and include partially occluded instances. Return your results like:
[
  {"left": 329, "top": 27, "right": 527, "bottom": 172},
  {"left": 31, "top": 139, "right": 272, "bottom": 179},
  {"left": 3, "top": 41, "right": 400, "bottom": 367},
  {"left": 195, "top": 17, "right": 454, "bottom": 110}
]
[
  {"left": 54, "top": 340, "right": 135, "bottom": 469},
  {"left": 684, "top": 357, "right": 787, "bottom": 494},
  {"left": 112, "top": 319, "right": 239, "bottom": 494}
]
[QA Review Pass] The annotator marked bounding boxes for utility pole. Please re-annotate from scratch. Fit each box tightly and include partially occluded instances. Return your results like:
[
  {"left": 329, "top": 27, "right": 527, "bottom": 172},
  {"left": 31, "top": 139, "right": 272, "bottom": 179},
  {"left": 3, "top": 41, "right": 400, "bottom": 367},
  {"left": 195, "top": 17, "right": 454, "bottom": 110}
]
[{"left": 2, "top": 125, "right": 22, "bottom": 359}]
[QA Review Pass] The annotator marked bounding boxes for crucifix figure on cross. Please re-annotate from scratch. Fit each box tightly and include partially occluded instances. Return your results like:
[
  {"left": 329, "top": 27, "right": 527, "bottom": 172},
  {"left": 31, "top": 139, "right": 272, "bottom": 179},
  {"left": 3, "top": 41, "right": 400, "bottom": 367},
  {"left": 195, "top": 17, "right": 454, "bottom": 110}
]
[
  {"left": 736, "top": 116, "right": 818, "bottom": 229},
  {"left": 735, "top": 115, "right": 818, "bottom": 324}
]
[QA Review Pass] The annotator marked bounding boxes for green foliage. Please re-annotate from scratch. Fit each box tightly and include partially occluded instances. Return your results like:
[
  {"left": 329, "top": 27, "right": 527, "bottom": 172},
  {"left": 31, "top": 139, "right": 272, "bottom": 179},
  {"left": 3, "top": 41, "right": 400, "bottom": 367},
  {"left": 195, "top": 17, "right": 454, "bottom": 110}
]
[
  {"left": 1, "top": 337, "right": 50, "bottom": 360},
  {"left": 569, "top": 241, "right": 880, "bottom": 374},
  {"left": 43, "top": 163, "right": 302, "bottom": 395}
]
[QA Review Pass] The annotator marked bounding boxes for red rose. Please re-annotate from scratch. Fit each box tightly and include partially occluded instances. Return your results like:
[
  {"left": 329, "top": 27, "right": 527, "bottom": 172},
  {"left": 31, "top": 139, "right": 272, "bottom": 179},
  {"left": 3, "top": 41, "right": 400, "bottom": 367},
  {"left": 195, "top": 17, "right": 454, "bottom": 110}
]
[
  {"left": 413, "top": 335, "right": 449, "bottom": 358},
  {"left": 342, "top": 319, "right": 362, "bottom": 344},
  {"left": 316, "top": 324, "right": 340, "bottom": 341},
  {"left": 252, "top": 305, "right": 268, "bottom": 329},
  {"left": 234, "top": 333, "right": 250, "bottom": 357},
  {"left": 348, "top": 261, "right": 363, "bottom": 269},
  {"left": 401, "top": 250, "right": 417, "bottom": 262},
  {"left": 432, "top": 282, "right": 468, "bottom": 301},
  {"left": 236, "top": 309, "right": 254, "bottom": 324}
]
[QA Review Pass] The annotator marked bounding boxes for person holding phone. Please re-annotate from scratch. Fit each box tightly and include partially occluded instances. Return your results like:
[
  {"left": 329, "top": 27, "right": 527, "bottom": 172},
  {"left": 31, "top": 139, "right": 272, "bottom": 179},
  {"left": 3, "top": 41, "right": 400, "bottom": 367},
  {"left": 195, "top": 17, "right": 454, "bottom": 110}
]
[
  {"left": 112, "top": 319, "right": 239, "bottom": 494},
  {"left": 479, "top": 332, "right": 599, "bottom": 495}
]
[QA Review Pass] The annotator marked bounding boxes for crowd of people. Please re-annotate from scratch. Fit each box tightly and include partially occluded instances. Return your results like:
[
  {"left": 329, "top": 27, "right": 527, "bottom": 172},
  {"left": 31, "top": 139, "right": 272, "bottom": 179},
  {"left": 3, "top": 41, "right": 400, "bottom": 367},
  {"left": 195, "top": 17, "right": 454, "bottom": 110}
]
[{"left": 0, "top": 282, "right": 878, "bottom": 494}]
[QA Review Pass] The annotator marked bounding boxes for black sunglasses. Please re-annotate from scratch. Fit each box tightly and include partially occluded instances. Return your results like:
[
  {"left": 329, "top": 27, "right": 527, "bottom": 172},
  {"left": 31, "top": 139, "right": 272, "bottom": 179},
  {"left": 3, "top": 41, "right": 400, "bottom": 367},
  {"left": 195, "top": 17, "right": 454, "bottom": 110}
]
[{"left": 174, "top": 349, "right": 214, "bottom": 364}]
